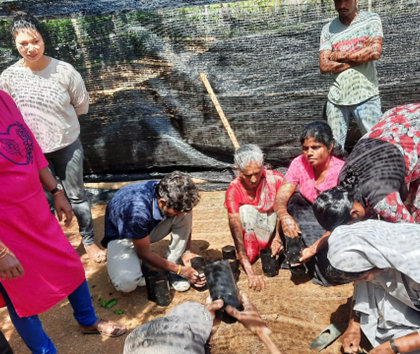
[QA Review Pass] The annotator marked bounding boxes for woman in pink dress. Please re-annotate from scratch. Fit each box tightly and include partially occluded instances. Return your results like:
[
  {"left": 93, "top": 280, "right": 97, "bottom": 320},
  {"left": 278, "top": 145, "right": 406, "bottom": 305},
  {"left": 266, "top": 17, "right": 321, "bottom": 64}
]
[
  {"left": 0, "top": 90, "right": 126, "bottom": 353},
  {"left": 274, "top": 121, "right": 345, "bottom": 286}
]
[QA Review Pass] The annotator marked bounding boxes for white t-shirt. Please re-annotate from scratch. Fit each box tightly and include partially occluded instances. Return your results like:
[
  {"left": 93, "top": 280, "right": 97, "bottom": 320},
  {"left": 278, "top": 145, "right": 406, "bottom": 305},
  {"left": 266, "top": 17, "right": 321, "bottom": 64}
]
[
  {"left": 320, "top": 11, "right": 383, "bottom": 105},
  {"left": 0, "top": 57, "right": 89, "bottom": 153}
]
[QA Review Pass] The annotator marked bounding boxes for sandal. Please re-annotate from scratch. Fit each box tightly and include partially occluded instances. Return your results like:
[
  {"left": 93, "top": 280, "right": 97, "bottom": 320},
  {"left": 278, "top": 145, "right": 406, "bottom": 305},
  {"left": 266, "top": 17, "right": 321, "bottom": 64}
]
[
  {"left": 81, "top": 319, "right": 127, "bottom": 337},
  {"left": 284, "top": 236, "right": 307, "bottom": 275}
]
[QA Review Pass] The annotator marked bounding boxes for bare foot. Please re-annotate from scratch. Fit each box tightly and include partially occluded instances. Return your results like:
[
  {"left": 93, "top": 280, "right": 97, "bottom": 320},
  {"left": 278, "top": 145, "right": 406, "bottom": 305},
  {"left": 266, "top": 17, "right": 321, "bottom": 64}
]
[
  {"left": 84, "top": 244, "right": 107, "bottom": 263},
  {"left": 80, "top": 319, "right": 126, "bottom": 337}
]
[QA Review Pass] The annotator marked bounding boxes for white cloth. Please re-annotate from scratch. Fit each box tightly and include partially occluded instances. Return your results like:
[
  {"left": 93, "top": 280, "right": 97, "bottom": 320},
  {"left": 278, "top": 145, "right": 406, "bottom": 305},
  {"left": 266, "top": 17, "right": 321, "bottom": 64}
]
[
  {"left": 328, "top": 220, "right": 420, "bottom": 350},
  {"left": 0, "top": 57, "right": 89, "bottom": 153},
  {"left": 124, "top": 302, "right": 212, "bottom": 354},
  {"left": 107, "top": 212, "right": 193, "bottom": 293}
]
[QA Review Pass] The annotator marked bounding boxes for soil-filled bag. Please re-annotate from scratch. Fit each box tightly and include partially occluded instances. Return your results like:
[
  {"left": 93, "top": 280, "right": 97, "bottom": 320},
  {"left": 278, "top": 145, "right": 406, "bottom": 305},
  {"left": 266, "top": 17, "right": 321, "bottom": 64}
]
[
  {"left": 222, "top": 245, "right": 240, "bottom": 281},
  {"left": 191, "top": 256, "right": 206, "bottom": 275},
  {"left": 260, "top": 248, "right": 279, "bottom": 277},
  {"left": 205, "top": 260, "right": 243, "bottom": 323},
  {"left": 154, "top": 277, "right": 171, "bottom": 307}
]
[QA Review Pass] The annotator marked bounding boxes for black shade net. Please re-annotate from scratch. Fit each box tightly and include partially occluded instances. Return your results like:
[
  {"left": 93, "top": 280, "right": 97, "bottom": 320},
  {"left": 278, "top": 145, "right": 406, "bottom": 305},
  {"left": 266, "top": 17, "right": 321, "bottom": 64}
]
[{"left": 0, "top": 0, "right": 418, "bottom": 188}]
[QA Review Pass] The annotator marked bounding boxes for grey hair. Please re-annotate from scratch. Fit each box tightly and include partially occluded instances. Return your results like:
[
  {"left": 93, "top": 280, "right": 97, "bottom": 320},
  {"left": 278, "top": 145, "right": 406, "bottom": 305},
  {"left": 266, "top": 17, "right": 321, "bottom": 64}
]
[{"left": 233, "top": 144, "right": 264, "bottom": 171}]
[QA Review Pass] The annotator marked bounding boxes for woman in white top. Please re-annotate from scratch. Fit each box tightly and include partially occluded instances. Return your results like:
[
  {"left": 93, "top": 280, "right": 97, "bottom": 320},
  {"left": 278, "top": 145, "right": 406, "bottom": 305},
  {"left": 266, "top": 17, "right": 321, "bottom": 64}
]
[
  {"left": 0, "top": 12, "right": 105, "bottom": 263},
  {"left": 327, "top": 220, "right": 420, "bottom": 354}
]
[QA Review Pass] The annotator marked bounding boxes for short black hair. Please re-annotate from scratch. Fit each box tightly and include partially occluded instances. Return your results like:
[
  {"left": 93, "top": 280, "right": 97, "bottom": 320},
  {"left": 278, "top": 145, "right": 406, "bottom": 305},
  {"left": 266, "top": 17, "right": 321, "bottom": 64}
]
[
  {"left": 10, "top": 11, "right": 44, "bottom": 39},
  {"left": 300, "top": 121, "right": 334, "bottom": 148},
  {"left": 155, "top": 171, "right": 200, "bottom": 212},
  {"left": 313, "top": 186, "right": 354, "bottom": 231}
]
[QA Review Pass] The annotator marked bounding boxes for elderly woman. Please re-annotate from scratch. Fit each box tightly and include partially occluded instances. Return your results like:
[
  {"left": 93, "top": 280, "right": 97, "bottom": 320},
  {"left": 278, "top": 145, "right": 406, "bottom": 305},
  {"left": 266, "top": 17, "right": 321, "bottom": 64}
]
[
  {"left": 0, "top": 12, "right": 104, "bottom": 262},
  {"left": 327, "top": 219, "right": 420, "bottom": 354},
  {"left": 0, "top": 90, "right": 125, "bottom": 353},
  {"left": 314, "top": 103, "right": 420, "bottom": 231},
  {"left": 225, "top": 144, "right": 284, "bottom": 291},
  {"left": 274, "top": 121, "right": 344, "bottom": 285}
]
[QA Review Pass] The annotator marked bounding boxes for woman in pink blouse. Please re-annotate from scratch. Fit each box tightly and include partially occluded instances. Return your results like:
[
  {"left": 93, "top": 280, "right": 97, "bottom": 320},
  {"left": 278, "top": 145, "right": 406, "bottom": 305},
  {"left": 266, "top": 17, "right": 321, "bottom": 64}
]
[{"left": 273, "top": 121, "right": 344, "bottom": 286}]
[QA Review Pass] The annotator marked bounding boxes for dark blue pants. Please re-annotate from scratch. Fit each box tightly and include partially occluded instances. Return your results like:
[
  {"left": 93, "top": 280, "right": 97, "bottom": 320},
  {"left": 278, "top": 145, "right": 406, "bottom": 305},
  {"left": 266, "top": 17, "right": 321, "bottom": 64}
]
[{"left": 0, "top": 280, "right": 97, "bottom": 354}]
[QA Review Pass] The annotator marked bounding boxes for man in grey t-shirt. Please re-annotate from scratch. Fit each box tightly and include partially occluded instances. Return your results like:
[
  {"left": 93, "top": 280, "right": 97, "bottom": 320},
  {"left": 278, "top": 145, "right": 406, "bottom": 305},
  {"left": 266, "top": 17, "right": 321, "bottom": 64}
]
[{"left": 319, "top": 0, "right": 383, "bottom": 150}]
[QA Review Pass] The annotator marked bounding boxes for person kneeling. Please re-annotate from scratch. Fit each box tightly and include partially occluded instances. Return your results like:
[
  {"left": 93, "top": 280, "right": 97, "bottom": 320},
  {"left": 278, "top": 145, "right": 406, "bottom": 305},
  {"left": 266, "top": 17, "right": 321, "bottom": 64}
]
[
  {"left": 225, "top": 145, "right": 284, "bottom": 291},
  {"left": 101, "top": 171, "right": 205, "bottom": 293}
]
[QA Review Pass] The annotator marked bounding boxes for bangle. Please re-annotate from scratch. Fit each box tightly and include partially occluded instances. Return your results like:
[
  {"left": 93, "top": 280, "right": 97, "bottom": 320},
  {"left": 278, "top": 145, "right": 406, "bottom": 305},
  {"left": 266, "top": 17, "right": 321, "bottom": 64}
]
[
  {"left": 177, "top": 264, "right": 182, "bottom": 275},
  {"left": 52, "top": 189, "right": 65, "bottom": 197},
  {"left": 0, "top": 248, "right": 9, "bottom": 260},
  {"left": 390, "top": 339, "right": 400, "bottom": 354}
]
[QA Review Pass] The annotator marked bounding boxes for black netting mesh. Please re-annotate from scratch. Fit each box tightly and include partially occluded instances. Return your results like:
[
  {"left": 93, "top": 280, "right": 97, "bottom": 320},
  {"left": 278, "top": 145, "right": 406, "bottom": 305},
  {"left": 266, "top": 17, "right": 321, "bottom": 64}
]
[{"left": 0, "top": 0, "right": 419, "bottom": 186}]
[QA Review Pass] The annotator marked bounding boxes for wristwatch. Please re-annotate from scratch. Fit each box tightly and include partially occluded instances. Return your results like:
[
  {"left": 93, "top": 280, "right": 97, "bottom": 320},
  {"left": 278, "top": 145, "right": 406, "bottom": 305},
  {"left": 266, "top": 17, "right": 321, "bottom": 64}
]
[{"left": 50, "top": 183, "right": 64, "bottom": 196}]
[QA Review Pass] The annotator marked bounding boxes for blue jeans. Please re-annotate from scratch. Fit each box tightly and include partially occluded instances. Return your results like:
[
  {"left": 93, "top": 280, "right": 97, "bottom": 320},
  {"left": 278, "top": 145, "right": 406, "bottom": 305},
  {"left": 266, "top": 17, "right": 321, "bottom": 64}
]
[
  {"left": 0, "top": 280, "right": 97, "bottom": 354},
  {"left": 326, "top": 95, "right": 382, "bottom": 149},
  {"left": 43, "top": 137, "right": 95, "bottom": 246}
]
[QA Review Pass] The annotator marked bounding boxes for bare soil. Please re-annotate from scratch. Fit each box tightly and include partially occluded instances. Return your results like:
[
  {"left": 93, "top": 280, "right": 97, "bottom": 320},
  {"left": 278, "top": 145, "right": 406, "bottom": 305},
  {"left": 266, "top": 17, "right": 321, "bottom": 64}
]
[{"left": 1, "top": 191, "right": 353, "bottom": 354}]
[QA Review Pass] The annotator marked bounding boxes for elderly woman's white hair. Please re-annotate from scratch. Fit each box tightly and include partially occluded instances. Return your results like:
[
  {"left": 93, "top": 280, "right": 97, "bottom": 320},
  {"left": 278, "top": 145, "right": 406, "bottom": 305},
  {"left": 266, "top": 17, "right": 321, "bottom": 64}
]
[{"left": 233, "top": 144, "right": 264, "bottom": 172}]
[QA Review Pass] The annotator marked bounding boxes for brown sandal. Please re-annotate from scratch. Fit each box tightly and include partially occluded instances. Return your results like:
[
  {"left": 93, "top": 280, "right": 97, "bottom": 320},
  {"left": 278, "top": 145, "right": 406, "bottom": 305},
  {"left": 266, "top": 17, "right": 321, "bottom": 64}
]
[{"left": 81, "top": 319, "right": 127, "bottom": 337}]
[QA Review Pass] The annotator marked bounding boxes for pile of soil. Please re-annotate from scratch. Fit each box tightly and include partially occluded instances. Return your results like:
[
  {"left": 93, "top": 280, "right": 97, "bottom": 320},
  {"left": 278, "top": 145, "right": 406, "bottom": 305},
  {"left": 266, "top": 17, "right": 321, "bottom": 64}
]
[{"left": 0, "top": 191, "right": 353, "bottom": 354}]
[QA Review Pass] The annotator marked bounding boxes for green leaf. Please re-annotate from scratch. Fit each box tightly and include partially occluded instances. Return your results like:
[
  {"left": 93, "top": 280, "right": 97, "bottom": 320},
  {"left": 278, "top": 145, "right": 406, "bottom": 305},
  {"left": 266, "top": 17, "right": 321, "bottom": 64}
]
[
  {"left": 100, "top": 298, "right": 118, "bottom": 308},
  {"left": 114, "top": 309, "right": 125, "bottom": 315},
  {"left": 98, "top": 295, "right": 102, "bottom": 302},
  {"left": 105, "top": 298, "right": 118, "bottom": 309}
]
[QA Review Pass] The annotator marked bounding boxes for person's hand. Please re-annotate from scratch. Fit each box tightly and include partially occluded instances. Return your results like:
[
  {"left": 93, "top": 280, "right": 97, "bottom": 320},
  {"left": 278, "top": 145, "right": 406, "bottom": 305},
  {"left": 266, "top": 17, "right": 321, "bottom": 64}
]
[
  {"left": 247, "top": 273, "right": 266, "bottom": 291},
  {"left": 205, "top": 297, "right": 224, "bottom": 335},
  {"left": 225, "top": 292, "right": 270, "bottom": 336},
  {"left": 299, "top": 246, "right": 316, "bottom": 263},
  {"left": 330, "top": 50, "right": 345, "bottom": 62},
  {"left": 0, "top": 251, "right": 24, "bottom": 280},
  {"left": 342, "top": 320, "right": 362, "bottom": 353},
  {"left": 182, "top": 265, "right": 206, "bottom": 287},
  {"left": 280, "top": 214, "right": 300, "bottom": 238},
  {"left": 54, "top": 193, "right": 73, "bottom": 227},
  {"left": 271, "top": 233, "right": 283, "bottom": 257},
  {"left": 181, "top": 251, "right": 201, "bottom": 267}
]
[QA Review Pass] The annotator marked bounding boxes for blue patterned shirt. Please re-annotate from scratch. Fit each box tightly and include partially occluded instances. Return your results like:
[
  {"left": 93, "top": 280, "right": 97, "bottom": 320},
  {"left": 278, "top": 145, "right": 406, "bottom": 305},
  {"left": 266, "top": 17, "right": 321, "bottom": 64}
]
[{"left": 101, "top": 181, "right": 163, "bottom": 248}]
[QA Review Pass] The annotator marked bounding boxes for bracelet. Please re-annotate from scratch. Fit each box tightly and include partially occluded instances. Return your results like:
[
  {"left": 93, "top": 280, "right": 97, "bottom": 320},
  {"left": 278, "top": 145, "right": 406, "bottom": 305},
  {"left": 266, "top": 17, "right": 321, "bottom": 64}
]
[
  {"left": 52, "top": 189, "right": 65, "bottom": 197},
  {"left": 177, "top": 264, "right": 182, "bottom": 275},
  {"left": 0, "top": 248, "right": 9, "bottom": 260},
  {"left": 390, "top": 339, "right": 400, "bottom": 354}
]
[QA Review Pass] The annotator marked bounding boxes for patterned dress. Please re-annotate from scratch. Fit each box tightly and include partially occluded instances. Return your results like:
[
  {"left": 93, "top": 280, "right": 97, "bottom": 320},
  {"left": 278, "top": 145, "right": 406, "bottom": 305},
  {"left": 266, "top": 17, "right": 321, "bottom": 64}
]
[{"left": 340, "top": 103, "right": 420, "bottom": 223}]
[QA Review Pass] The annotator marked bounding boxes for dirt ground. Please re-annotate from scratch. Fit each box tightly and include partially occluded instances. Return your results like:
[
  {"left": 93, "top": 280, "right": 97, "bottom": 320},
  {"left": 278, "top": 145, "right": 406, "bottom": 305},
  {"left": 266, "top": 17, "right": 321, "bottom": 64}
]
[{"left": 0, "top": 190, "right": 353, "bottom": 354}]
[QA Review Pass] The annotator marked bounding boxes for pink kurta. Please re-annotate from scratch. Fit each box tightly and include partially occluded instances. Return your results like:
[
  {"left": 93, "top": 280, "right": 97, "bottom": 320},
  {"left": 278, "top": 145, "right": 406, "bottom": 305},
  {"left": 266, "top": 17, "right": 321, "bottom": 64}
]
[
  {"left": 285, "top": 155, "right": 345, "bottom": 203},
  {"left": 0, "top": 90, "right": 85, "bottom": 317}
]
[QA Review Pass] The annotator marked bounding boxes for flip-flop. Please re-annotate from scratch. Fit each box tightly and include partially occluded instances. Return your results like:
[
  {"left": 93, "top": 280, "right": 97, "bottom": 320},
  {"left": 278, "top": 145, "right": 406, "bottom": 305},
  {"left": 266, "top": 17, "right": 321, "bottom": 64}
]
[
  {"left": 81, "top": 319, "right": 127, "bottom": 337},
  {"left": 309, "top": 323, "right": 342, "bottom": 351}
]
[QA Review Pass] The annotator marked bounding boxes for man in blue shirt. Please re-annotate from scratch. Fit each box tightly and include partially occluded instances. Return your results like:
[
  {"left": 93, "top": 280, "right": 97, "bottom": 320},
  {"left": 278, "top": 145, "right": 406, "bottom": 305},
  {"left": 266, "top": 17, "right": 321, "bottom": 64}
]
[{"left": 101, "top": 171, "right": 205, "bottom": 292}]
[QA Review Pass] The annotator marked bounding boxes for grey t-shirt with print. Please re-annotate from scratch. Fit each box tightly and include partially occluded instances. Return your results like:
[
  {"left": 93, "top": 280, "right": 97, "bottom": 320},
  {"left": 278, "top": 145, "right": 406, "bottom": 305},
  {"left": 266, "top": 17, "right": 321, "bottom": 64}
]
[{"left": 320, "top": 11, "right": 383, "bottom": 106}]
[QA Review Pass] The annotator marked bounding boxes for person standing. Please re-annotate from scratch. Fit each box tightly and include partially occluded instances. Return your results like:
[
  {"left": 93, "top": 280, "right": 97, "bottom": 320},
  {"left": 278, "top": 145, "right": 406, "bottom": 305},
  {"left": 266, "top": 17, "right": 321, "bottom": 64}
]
[
  {"left": 319, "top": 0, "right": 383, "bottom": 150},
  {"left": 0, "top": 12, "right": 105, "bottom": 263},
  {"left": 0, "top": 90, "right": 126, "bottom": 354}
]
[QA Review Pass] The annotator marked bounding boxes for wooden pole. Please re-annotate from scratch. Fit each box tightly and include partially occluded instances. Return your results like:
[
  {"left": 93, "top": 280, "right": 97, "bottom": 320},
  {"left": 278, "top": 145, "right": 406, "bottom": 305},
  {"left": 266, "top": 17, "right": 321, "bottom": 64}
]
[{"left": 199, "top": 72, "right": 240, "bottom": 150}]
